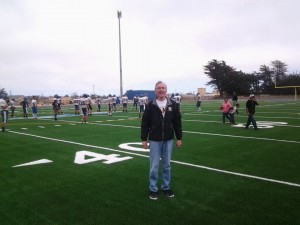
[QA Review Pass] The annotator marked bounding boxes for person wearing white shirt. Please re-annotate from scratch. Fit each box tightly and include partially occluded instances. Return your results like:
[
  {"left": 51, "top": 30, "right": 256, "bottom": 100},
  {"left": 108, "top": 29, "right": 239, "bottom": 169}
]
[
  {"left": 31, "top": 96, "right": 38, "bottom": 119},
  {"left": 121, "top": 95, "right": 128, "bottom": 113},
  {"left": 0, "top": 98, "right": 9, "bottom": 132}
]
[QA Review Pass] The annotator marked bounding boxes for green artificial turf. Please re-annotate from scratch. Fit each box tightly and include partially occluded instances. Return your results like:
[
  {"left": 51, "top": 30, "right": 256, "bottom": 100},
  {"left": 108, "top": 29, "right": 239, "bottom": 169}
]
[{"left": 0, "top": 99, "right": 300, "bottom": 225}]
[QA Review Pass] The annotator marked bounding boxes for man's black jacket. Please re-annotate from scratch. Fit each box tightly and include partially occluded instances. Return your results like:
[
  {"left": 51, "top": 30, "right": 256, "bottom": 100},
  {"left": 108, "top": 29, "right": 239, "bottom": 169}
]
[{"left": 141, "top": 98, "right": 182, "bottom": 142}]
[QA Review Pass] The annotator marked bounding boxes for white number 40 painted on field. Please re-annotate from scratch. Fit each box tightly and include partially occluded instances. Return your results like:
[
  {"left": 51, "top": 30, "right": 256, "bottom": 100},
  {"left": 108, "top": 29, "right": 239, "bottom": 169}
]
[
  {"left": 74, "top": 151, "right": 133, "bottom": 165},
  {"left": 12, "top": 151, "right": 133, "bottom": 168}
]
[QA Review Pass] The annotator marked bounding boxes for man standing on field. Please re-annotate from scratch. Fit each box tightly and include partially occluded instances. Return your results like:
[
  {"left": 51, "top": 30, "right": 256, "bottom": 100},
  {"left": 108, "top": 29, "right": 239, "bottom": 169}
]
[
  {"left": 141, "top": 81, "right": 182, "bottom": 200},
  {"left": 245, "top": 94, "right": 259, "bottom": 130}
]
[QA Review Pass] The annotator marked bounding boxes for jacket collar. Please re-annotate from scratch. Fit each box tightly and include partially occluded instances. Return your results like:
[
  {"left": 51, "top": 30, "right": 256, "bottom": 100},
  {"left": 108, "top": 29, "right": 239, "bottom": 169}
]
[{"left": 153, "top": 97, "right": 172, "bottom": 106}]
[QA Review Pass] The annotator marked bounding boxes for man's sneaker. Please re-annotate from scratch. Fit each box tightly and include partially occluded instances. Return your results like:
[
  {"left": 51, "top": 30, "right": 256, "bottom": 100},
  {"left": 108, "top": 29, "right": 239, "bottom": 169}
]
[
  {"left": 149, "top": 191, "right": 158, "bottom": 200},
  {"left": 162, "top": 189, "right": 174, "bottom": 198}
]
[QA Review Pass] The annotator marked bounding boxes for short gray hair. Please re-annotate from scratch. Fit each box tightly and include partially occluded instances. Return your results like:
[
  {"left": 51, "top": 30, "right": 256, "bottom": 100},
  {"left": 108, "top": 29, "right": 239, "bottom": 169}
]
[{"left": 154, "top": 81, "right": 167, "bottom": 90}]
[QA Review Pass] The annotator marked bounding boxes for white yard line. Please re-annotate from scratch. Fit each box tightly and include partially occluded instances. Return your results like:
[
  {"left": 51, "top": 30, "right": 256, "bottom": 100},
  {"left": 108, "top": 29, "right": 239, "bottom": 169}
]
[
  {"left": 183, "top": 119, "right": 300, "bottom": 128},
  {"left": 38, "top": 118, "right": 300, "bottom": 144},
  {"left": 8, "top": 130, "right": 300, "bottom": 188}
]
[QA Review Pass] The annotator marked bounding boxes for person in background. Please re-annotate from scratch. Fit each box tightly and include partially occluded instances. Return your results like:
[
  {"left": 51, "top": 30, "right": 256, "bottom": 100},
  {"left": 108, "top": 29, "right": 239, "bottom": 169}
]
[
  {"left": 116, "top": 96, "right": 121, "bottom": 111},
  {"left": 31, "top": 96, "right": 38, "bottom": 119},
  {"left": 138, "top": 95, "right": 146, "bottom": 118},
  {"left": 10, "top": 98, "right": 16, "bottom": 117},
  {"left": 121, "top": 94, "right": 128, "bottom": 113},
  {"left": 232, "top": 91, "right": 239, "bottom": 114},
  {"left": 141, "top": 81, "right": 182, "bottom": 200},
  {"left": 196, "top": 93, "right": 202, "bottom": 111},
  {"left": 96, "top": 96, "right": 102, "bottom": 112},
  {"left": 228, "top": 103, "right": 240, "bottom": 125},
  {"left": 245, "top": 94, "right": 259, "bottom": 130},
  {"left": 107, "top": 95, "right": 113, "bottom": 116},
  {"left": 133, "top": 95, "right": 139, "bottom": 111},
  {"left": 73, "top": 96, "right": 80, "bottom": 115},
  {"left": 52, "top": 98, "right": 59, "bottom": 121},
  {"left": 220, "top": 97, "right": 232, "bottom": 124},
  {"left": 87, "top": 95, "right": 93, "bottom": 116},
  {"left": 57, "top": 99, "right": 63, "bottom": 115},
  {"left": 174, "top": 93, "right": 181, "bottom": 106},
  {"left": 0, "top": 97, "right": 9, "bottom": 132},
  {"left": 20, "top": 97, "right": 29, "bottom": 118},
  {"left": 80, "top": 94, "right": 89, "bottom": 123}
]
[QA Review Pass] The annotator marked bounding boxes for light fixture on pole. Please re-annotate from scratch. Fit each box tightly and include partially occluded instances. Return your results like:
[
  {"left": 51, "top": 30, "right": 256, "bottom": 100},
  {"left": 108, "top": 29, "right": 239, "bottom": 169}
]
[{"left": 117, "top": 10, "right": 123, "bottom": 97}]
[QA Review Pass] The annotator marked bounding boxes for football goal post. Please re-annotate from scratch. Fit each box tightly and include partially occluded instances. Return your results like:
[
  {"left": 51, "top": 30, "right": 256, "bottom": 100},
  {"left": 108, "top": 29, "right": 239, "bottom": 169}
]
[{"left": 274, "top": 78, "right": 299, "bottom": 101}]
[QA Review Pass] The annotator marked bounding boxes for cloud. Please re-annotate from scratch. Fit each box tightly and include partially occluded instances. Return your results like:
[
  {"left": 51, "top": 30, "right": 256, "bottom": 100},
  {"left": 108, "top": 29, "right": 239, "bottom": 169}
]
[{"left": 1, "top": 0, "right": 300, "bottom": 96}]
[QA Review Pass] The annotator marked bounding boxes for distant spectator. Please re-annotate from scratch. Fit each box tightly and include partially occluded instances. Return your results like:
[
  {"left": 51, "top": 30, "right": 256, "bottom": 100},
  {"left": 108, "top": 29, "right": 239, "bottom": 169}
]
[
  {"left": 96, "top": 96, "right": 102, "bottom": 112},
  {"left": 196, "top": 93, "right": 202, "bottom": 111},
  {"left": 80, "top": 94, "right": 89, "bottom": 123},
  {"left": 174, "top": 93, "right": 181, "bottom": 107},
  {"left": 52, "top": 99, "right": 59, "bottom": 121},
  {"left": 220, "top": 97, "right": 232, "bottom": 124},
  {"left": 20, "top": 97, "right": 29, "bottom": 118},
  {"left": 139, "top": 95, "right": 146, "bottom": 118},
  {"left": 133, "top": 95, "right": 139, "bottom": 111},
  {"left": 0, "top": 97, "right": 9, "bottom": 132},
  {"left": 121, "top": 95, "right": 128, "bottom": 113},
  {"left": 73, "top": 96, "right": 80, "bottom": 115},
  {"left": 107, "top": 95, "right": 113, "bottom": 116},
  {"left": 10, "top": 98, "right": 16, "bottom": 117},
  {"left": 112, "top": 95, "right": 117, "bottom": 112},
  {"left": 232, "top": 92, "right": 239, "bottom": 114},
  {"left": 245, "top": 94, "right": 259, "bottom": 130},
  {"left": 31, "top": 96, "right": 38, "bottom": 119},
  {"left": 228, "top": 103, "right": 240, "bottom": 124}
]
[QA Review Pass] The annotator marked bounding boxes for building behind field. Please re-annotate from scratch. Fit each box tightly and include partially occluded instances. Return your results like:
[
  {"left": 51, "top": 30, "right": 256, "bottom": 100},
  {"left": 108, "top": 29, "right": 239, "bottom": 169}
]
[
  {"left": 197, "top": 88, "right": 206, "bottom": 96},
  {"left": 197, "top": 88, "right": 220, "bottom": 97},
  {"left": 126, "top": 90, "right": 155, "bottom": 100}
]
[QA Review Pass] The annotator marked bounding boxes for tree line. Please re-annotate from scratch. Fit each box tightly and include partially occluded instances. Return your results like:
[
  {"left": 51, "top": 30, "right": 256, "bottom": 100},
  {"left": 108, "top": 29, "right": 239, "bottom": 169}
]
[{"left": 204, "top": 59, "right": 300, "bottom": 96}]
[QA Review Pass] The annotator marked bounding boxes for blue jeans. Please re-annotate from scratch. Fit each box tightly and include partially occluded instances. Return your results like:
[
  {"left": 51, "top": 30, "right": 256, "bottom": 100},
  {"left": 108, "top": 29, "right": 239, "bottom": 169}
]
[
  {"left": 246, "top": 114, "right": 257, "bottom": 129},
  {"left": 149, "top": 140, "right": 173, "bottom": 192}
]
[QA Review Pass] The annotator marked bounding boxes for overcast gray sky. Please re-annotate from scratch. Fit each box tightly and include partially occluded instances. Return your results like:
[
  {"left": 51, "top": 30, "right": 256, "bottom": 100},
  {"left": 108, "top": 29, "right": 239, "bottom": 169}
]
[{"left": 1, "top": 0, "right": 300, "bottom": 96}]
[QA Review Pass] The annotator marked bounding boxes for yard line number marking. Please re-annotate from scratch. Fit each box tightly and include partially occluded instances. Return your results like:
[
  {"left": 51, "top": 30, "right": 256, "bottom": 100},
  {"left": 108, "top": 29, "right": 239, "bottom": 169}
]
[{"left": 8, "top": 130, "right": 300, "bottom": 188}]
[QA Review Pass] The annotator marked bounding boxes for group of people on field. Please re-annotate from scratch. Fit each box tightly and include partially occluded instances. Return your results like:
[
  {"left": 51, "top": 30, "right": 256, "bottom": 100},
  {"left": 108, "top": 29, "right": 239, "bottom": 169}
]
[
  {"left": 220, "top": 92, "right": 259, "bottom": 130},
  {"left": 68, "top": 94, "right": 150, "bottom": 123},
  {"left": 0, "top": 96, "right": 41, "bottom": 132},
  {"left": 1, "top": 81, "right": 261, "bottom": 204},
  {"left": 0, "top": 89, "right": 259, "bottom": 133}
]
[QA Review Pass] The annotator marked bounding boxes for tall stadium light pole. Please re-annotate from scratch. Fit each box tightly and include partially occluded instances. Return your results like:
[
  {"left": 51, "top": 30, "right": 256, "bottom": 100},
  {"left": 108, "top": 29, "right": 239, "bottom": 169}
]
[{"left": 117, "top": 10, "right": 123, "bottom": 97}]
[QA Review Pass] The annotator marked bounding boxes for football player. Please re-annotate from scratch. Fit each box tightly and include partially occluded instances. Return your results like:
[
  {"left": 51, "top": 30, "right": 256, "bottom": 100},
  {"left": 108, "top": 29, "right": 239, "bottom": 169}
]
[
  {"left": 133, "top": 95, "right": 138, "bottom": 110},
  {"left": 107, "top": 95, "right": 113, "bottom": 116},
  {"left": 139, "top": 95, "right": 146, "bottom": 118},
  {"left": 10, "top": 98, "right": 16, "bottom": 117},
  {"left": 80, "top": 94, "right": 89, "bottom": 123},
  {"left": 0, "top": 97, "right": 9, "bottom": 132},
  {"left": 73, "top": 96, "right": 80, "bottom": 115},
  {"left": 96, "top": 96, "right": 102, "bottom": 112},
  {"left": 121, "top": 94, "right": 128, "bottom": 113},
  {"left": 20, "top": 97, "right": 29, "bottom": 118},
  {"left": 31, "top": 96, "right": 38, "bottom": 119},
  {"left": 52, "top": 98, "right": 59, "bottom": 121}
]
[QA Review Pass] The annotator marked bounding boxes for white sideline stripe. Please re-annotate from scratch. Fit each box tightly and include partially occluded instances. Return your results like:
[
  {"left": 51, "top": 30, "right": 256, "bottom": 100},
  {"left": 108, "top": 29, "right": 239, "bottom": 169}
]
[
  {"left": 183, "top": 119, "right": 300, "bottom": 128},
  {"left": 185, "top": 131, "right": 300, "bottom": 144},
  {"left": 8, "top": 130, "right": 300, "bottom": 188},
  {"left": 8, "top": 130, "right": 149, "bottom": 159},
  {"left": 171, "top": 160, "right": 300, "bottom": 188},
  {"left": 41, "top": 118, "right": 300, "bottom": 144}
]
